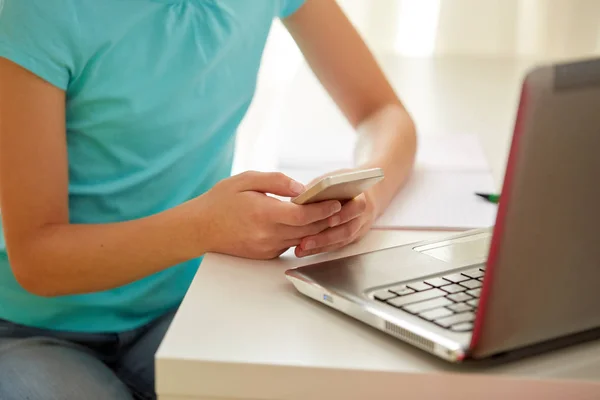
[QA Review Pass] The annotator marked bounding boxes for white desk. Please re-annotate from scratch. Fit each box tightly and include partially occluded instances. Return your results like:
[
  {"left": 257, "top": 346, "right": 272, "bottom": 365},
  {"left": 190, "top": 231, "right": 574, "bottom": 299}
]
[{"left": 156, "top": 56, "right": 600, "bottom": 400}]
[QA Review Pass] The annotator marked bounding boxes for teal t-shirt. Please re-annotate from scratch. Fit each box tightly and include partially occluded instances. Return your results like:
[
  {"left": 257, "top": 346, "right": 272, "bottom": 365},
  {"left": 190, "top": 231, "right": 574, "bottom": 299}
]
[{"left": 0, "top": 0, "right": 305, "bottom": 333}]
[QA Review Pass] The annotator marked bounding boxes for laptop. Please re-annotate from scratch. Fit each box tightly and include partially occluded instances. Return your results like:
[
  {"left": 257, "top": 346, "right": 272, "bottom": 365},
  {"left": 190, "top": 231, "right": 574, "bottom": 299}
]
[{"left": 285, "top": 57, "right": 600, "bottom": 363}]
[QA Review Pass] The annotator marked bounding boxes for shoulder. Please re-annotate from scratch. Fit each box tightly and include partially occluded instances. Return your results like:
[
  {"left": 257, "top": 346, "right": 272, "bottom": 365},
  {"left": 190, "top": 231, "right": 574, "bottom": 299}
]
[{"left": 0, "top": 0, "right": 80, "bottom": 90}]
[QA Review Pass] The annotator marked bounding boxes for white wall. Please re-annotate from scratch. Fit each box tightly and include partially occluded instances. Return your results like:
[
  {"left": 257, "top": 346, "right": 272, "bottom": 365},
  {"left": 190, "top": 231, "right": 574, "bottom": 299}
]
[{"left": 338, "top": 0, "right": 600, "bottom": 59}]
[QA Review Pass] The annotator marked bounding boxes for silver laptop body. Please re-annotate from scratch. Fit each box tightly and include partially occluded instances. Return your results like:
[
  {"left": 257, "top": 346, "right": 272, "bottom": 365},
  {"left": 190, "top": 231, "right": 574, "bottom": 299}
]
[{"left": 285, "top": 57, "right": 600, "bottom": 363}]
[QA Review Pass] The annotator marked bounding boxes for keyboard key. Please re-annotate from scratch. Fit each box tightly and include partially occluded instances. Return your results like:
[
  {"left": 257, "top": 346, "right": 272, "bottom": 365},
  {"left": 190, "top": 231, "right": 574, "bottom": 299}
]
[
  {"left": 440, "top": 284, "right": 466, "bottom": 294},
  {"left": 443, "top": 273, "right": 469, "bottom": 283},
  {"left": 389, "top": 286, "right": 415, "bottom": 296},
  {"left": 420, "top": 307, "right": 453, "bottom": 321},
  {"left": 448, "top": 302, "right": 473, "bottom": 313},
  {"left": 460, "top": 279, "right": 482, "bottom": 289},
  {"left": 446, "top": 292, "right": 472, "bottom": 302},
  {"left": 435, "top": 312, "right": 476, "bottom": 328},
  {"left": 387, "top": 289, "right": 445, "bottom": 308},
  {"left": 462, "top": 268, "right": 485, "bottom": 279},
  {"left": 373, "top": 290, "right": 397, "bottom": 301},
  {"left": 467, "top": 288, "right": 482, "bottom": 298},
  {"left": 467, "top": 299, "right": 479, "bottom": 307},
  {"left": 407, "top": 281, "right": 432, "bottom": 292},
  {"left": 424, "top": 277, "right": 450, "bottom": 287},
  {"left": 451, "top": 322, "right": 474, "bottom": 332},
  {"left": 404, "top": 297, "right": 453, "bottom": 314}
]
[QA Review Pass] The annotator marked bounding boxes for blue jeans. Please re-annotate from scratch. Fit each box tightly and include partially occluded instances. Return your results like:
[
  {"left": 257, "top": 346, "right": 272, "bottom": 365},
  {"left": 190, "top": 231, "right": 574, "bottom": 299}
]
[{"left": 0, "top": 309, "right": 176, "bottom": 400}]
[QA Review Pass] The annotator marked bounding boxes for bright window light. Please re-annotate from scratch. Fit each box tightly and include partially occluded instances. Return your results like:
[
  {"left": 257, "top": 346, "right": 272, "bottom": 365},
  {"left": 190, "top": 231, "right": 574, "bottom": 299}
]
[{"left": 394, "top": 0, "right": 441, "bottom": 56}]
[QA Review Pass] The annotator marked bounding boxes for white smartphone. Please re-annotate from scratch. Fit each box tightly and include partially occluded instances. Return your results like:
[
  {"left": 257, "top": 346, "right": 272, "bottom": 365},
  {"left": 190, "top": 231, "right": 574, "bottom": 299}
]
[{"left": 291, "top": 168, "right": 384, "bottom": 205}]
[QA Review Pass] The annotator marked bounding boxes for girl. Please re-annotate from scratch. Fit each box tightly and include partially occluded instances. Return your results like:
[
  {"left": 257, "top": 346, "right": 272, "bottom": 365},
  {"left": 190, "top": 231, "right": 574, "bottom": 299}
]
[{"left": 0, "top": 0, "right": 416, "bottom": 398}]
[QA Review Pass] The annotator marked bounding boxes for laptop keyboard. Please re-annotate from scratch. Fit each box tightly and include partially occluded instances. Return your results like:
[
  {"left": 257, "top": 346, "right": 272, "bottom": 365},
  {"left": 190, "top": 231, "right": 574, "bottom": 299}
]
[{"left": 372, "top": 267, "right": 485, "bottom": 332}]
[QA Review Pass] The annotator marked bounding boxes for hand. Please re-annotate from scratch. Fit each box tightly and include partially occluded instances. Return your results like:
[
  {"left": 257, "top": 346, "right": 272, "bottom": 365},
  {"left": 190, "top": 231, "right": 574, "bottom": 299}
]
[
  {"left": 198, "top": 171, "right": 343, "bottom": 260},
  {"left": 294, "top": 171, "right": 380, "bottom": 258}
]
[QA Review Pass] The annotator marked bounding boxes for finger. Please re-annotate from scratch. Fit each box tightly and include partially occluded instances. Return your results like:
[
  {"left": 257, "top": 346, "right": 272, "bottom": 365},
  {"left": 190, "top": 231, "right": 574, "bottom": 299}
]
[
  {"left": 282, "top": 237, "right": 303, "bottom": 248},
  {"left": 298, "top": 218, "right": 363, "bottom": 252},
  {"left": 277, "top": 200, "right": 342, "bottom": 226},
  {"left": 296, "top": 213, "right": 372, "bottom": 257},
  {"left": 280, "top": 218, "right": 331, "bottom": 239},
  {"left": 295, "top": 239, "right": 351, "bottom": 258},
  {"left": 327, "top": 195, "right": 368, "bottom": 227},
  {"left": 232, "top": 171, "right": 305, "bottom": 197}
]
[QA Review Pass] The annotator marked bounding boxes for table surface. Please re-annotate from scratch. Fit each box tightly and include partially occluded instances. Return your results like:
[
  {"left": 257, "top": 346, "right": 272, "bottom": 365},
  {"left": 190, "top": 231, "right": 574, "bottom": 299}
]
[{"left": 156, "top": 55, "right": 600, "bottom": 400}]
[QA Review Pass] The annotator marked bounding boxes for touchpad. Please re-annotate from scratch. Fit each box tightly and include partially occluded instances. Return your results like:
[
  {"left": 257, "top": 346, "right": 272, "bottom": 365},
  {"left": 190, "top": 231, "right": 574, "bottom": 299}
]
[{"left": 413, "top": 232, "right": 491, "bottom": 265}]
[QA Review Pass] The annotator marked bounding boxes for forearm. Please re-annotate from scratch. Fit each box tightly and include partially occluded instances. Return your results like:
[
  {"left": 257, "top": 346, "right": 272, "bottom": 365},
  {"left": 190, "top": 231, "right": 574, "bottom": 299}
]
[
  {"left": 354, "top": 104, "right": 417, "bottom": 216},
  {"left": 283, "top": 0, "right": 417, "bottom": 215},
  {"left": 9, "top": 200, "right": 206, "bottom": 297}
]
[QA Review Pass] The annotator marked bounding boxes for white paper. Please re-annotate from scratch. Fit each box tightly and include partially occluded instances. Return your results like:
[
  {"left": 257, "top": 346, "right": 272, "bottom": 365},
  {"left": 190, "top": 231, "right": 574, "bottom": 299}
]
[
  {"left": 373, "top": 168, "right": 498, "bottom": 230},
  {"left": 275, "top": 122, "right": 497, "bottom": 230},
  {"left": 279, "top": 166, "right": 498, "bottom": 230},
  {"left": 415, "top": 134, "right": 489, "bottom": 171}
]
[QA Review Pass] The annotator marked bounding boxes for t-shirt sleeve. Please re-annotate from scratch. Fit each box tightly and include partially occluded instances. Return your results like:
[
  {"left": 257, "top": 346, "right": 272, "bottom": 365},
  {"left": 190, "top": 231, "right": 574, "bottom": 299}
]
[
  {"left": 279, "top": 0, "right": 307, "bottom": 18},
  {"left": 0, "top": 0, "right": 77, "bottom": 90}
]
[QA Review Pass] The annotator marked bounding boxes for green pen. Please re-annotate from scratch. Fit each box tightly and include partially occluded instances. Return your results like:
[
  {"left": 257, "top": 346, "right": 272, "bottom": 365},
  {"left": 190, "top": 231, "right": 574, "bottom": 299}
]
[{"left": 475, "top": 192, "right": 500, "bottom": 204}]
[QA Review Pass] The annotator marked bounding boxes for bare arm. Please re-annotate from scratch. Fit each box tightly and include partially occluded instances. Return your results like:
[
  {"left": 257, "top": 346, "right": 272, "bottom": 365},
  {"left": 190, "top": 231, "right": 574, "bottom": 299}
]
[
  {"left": 0, "top": 60, "right": 338, "bottom": 296},
  {"left": 283, "top": 0, "right": 417, "bottom": 216},
  {"left": 0, "top": 60, "right": 208, "bottom": 296}
]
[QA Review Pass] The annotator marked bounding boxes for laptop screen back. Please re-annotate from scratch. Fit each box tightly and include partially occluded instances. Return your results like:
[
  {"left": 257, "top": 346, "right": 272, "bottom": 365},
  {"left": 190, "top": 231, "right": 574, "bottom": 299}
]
[{"left": 472, "top": 58, "right": 600, "bottom": 358}]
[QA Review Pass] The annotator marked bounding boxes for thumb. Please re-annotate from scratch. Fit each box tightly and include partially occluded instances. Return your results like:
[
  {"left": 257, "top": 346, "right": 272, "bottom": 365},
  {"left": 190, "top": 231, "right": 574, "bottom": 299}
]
[{"left": 234, "top": 171, "right": 305, "bottom": 197}]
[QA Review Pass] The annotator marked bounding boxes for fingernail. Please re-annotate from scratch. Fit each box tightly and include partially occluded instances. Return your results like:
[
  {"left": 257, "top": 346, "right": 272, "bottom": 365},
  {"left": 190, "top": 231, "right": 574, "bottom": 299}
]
[
  {"left": 331, "top": 202, "right": 342, "bottom": 214},
  {"left": 330, "top": 215, "right": 341, "bottom": 227},
  {"left": 303, "top": 240, "right": 316, "bottom": 250},
  {"left": 290, "top": 180, "right": 305, "bottom": 195}
]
